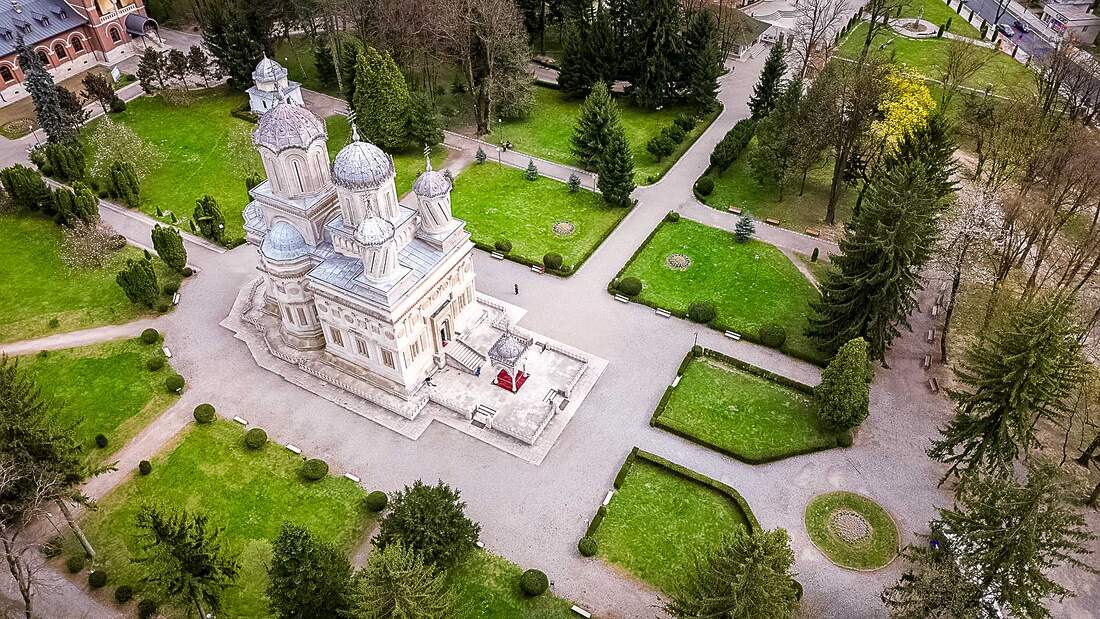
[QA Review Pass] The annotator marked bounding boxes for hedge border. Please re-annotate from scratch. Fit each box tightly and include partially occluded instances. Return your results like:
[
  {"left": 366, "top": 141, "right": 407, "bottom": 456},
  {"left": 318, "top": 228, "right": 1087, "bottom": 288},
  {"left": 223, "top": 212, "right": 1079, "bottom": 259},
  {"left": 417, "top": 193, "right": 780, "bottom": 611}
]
[
  {"left": 606, "top": 217, "right": 828, "bottom": 367},
  {"left": 643, "top": 107, "right": 722, "bottom": 186}
]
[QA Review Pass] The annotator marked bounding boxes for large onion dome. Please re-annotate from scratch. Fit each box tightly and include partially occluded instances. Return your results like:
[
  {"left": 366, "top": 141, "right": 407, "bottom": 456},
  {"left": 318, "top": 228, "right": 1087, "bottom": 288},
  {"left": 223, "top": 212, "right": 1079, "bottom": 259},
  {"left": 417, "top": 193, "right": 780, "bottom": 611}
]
[
  {"left": 253, "top": 102, "right": 326, "bottom": 153},
  {"left": 332, "top": 124, "right": 395, "bottom": 190}
]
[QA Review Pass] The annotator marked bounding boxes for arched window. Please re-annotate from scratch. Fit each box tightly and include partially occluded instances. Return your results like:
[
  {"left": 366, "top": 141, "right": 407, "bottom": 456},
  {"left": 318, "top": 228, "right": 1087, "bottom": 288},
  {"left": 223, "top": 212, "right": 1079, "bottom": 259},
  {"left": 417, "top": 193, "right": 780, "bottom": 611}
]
[
  {"left": 53, "top": 43, "right": 67, "bottom": 60},
  {"left": 292, "top": 160, "right": 304, "bottom": 193},
  {"left": 0, "top": 66, "right": 14, "bottom": 83},
  {"left": 108, "top": 27, "right": 121, "bottom": 43},
  {"left": 35, "top": 50, "right": 48, "bottom": 66},
  {"left": 71, "top": 37, "right": 84, "bottom": 53}
]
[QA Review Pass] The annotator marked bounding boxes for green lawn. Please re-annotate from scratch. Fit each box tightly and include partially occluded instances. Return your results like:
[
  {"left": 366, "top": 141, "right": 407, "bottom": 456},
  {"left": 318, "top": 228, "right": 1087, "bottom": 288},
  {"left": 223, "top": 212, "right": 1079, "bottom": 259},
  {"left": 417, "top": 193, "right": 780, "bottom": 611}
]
[
  {"left": 804, "top": 491, "right": 900, "bottom": 570},
  {"left": 596, "top": 458, "right": 752, "bottom": 594},
  {"left": 65, "top": 421, "right": 372, "bottom": 617},
  {"left": 21, "top": 338, "right": 177, "bottom": 465},
  {"left": 448, "top": 550, "right": 575, "bottom": 617},
  {"left": 658, "top": 357, "right": 838, "bottom": 462},
  {"left": 839, "top": 23, "right": 1033, "bottom": 94},
  {"left": 900, "top": 0, "right": 981, "bottom": 38},
  {"left": 274, "top": 35, "right": 339, "bottom": 97},
  {"left": 700, "top": 138, "right": 856, "bottom": 234},
  {"left": 83, "top": 88, "right": 263, "bottom": 243},
  {"left": 451, "top": 162, "right": 628, "bottom": 271},
  {"left": 618, "top": 219, "right": 825, "bottom": 363},
  {"left": 497, "top": 86, "right": 714, "bottom": 184},
  {"left": 0, "top": 213, "right": 179, "bottom": 343},
  {"left": 323, "top": 115, "right": 447, "bottom": 199}
]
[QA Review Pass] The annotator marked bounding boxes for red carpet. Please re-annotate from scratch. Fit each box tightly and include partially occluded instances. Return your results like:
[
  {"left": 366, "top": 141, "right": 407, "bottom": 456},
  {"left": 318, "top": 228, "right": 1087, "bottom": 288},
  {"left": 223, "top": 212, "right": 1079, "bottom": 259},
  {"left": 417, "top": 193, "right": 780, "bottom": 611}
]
[{"left": 495, "top": 369, "right": 528, "bottom": 392}]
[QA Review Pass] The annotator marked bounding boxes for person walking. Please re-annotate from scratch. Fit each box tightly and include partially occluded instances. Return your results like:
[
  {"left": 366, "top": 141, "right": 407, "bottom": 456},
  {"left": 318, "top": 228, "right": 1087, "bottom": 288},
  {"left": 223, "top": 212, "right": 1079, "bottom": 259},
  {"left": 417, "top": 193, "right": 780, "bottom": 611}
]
[{"left": 514, "top": 283, "right": 519, "bottom": 295}]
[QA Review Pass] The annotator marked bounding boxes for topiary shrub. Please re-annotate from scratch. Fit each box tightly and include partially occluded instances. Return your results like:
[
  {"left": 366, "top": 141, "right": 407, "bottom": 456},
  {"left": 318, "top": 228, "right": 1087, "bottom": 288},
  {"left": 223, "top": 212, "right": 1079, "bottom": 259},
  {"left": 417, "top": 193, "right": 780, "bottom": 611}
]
[
  {"left": 759, "top": 323, "right": 787, "bottom": 348},
  {"left": 114, "top": 584, "right": 134, "bottom": 604},
  {"left": 163, "top": 282, "right": 179, "bottom": 295},
  {"left": 837, "top": 430, "right": 854, "bottom": 448},
  {"left": 494, "top": 239, "right": 512, "bottom": 254},
  {"left": 138, "top": 460, "right": 152, "bottom": 475},
  {"left": 301, "top": 458, "right": 329, "bottom": 481},
  {"left": 617, "top": 276, "right": 642, "bottom": 297},
  {"left": 243, "top": 427, "right": 267, "bottom": 450},
  {"left": 140, "top": 328, "right": 159, "bottom": 344},
  {"left": 543, "top": 253, "right": 563, "bottom": 271},
  {"left": 519, "top": 569, "right": 549, "bottom": 596},
  {"left": 688, "top": 302, "right": 716, "bottom": 323},
  {"left": 94, "top": 434, "right": 108, "bottom": 448},
  {"left": 137, "top": 599, "right": 159, "bottom": 619},
  {"left": 88, "top": 569, "right": 108, "bottom": 588},
  {"left": 65, "top": 555, "right": 85, "bottom": 573},
  {"left": 811, "top": 247, "right": 820, "bottom": 262},
  {"left": 364, "top": 490, "right": 389, "bottom": 512},
  {"left": 193, "top": 403, "right": 215, "bottom": 424},
  {"left": 577, "top": 536, "right": 598, "bottom": 557},
  {"left": 695, "top": 176, "right": 714, "bottom": 197},
  {"left": 48, "top": 317, "right": 60, "bottom": 328},
  {"left": 165, "top": 373, "right": 184, "bottom": 393},
  {"left": 665, "top": 210, "right": 680, "bottom": 222},
  {"left": 692, "top": 344, "right": 703, "bottom": 357},
  {"left": 156, "top": 303, "right": 169, "bottom": 313},
  {"left": 109, "top": 96, "right": 127, "bottom": 114},
  {"left": 145, "top": 357, "right": 164, "bottom": 371},
  {"left": 181, "top": 267, "right": 194, "bottom": 277}
]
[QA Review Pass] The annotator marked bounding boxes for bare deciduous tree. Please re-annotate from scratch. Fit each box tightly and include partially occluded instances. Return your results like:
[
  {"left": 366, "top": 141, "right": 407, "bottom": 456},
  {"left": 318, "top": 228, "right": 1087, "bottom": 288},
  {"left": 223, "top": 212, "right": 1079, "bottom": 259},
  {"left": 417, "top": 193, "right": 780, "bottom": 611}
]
[
  {"left": 790, "top": 0, "right": 847, "bottom": 79},
  {"left": 939, "top": 38, "right": 995, "bottom": 107},
  {"left": 856, "top": 0, "right": 907, "bottom": 62}
]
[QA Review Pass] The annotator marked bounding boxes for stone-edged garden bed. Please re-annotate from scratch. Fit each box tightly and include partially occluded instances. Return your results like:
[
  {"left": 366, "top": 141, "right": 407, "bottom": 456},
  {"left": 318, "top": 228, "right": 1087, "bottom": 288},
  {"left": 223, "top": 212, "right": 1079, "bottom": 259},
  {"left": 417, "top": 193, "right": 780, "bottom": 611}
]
[{"left": 804, "top": 491, "right": 900, "bottom": 571}]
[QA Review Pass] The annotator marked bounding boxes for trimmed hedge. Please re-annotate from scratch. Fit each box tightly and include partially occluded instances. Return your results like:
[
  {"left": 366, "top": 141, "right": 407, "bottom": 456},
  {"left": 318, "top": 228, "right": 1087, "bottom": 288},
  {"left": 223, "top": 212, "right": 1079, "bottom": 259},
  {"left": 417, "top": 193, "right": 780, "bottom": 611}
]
[
  {"left": 494, "top": 239, "right": 513, "bottom": 253},
  {"left": 838, "top": 430, "right": 854, "bottom": 448},
  {"left": 364, "top": 490, "right": 388, "bottom": 512},
  {"left": 138, "top": 460, "right": 152, "bottom": 475},
  {"left": 519, "top": 569, "right": 549, "bottom": 596},
  {"left": 88, "top": 569, "right": 108, "bottom": 588},
  {"left": 664, "top": 210, "right": 680, "bottom": 222},
  {"left": 759, "top": 323, "right": 788, "bottom": 348},
  {"left": 165, "top": 373, "right": 185, "bottom": 393},
  {"left": 708, "top": 118, "right": 756, "bottom": 174},
  {"left": 578, "top": 536, "right": 598, "bottom": 557},
  {"left": 617, "top": 276, "right": 643, "bottom": 297},
  {"left": 695, "top": 176, "right": 714, "bottom": 197},
  {"left": 145, "top": 356, "right": 164, "bottom": 371},
  {"left": 301, "top": 458, "right": 329, "bottom": 481},
  {"left": 193, "top": 403, "right": 215, "bottom": 424},
  {"left": 140, "top": 328, "right": 160, "bottom": 344},
  {"left": 114, "top": 584, "right": 134, "bottom": 604},
  {"left": 688, "top": 302, "right": 716, "bottom": 324},
  {"left": 543, "top": 252, "right": 563, "bottom": 270},
  {"left": 243, "top": 427, "right": 267, "bottom": 450},
  {"left": 66, "top": 555, "right": 85, "bottom": 573}
]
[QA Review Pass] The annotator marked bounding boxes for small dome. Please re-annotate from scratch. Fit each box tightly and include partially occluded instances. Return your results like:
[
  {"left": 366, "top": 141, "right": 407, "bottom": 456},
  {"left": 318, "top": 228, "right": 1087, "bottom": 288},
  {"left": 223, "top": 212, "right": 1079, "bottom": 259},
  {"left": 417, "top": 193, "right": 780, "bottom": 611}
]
[
  {"left": 332, "top": 125, "right": 395, "bottom": 190},
  {"left": 412, "top": 162, "right": 451, "bottom": 199},
  {"left": 252, "top": 54, "right": 288, "bottom": 83},
  {"left": 355, "top": 217, "right": 396, "bottom": 247},
  {"left": 253, "top": 102, "right": 326, "bottom": 153},
  {"left": 261, "top": 221, "right": 309, "bottom": 261}
]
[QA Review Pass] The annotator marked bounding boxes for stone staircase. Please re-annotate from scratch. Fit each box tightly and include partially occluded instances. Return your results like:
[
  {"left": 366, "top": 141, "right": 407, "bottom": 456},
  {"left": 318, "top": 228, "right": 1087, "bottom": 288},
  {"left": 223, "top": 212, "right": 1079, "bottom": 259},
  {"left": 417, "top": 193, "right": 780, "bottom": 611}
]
[{"left": 445, "top": 339, "right": 485, "bottom": 375}]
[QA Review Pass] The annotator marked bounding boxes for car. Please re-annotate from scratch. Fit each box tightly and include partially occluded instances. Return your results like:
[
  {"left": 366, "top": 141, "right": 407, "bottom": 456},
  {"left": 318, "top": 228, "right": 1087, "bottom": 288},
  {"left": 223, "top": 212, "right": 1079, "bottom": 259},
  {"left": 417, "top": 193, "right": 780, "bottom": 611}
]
[
  {"left": 1013, "top": 19, "right": 1031, "bottom": 34},
  {"left": 997, "top": 23, "right": 1014, "bottom": 37}
]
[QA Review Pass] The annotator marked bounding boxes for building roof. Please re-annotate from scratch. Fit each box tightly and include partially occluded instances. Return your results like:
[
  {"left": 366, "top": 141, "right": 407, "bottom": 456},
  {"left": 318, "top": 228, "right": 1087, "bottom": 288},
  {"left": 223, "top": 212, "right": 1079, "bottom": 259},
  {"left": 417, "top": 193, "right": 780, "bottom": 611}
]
[
  {"left": 355, "top": 216, "right": 395, "bottom": 247},
  {"left": 253, "top": 101, "right": 327, "bottom": 153},
  {"left": 261, "top": 221, "right": 309, "bottom": 261},
  {"left": 488, "top": 330, "right": 530, "bottom": 369},
  {"left": 0, "top": 0, "right": 88, "bottom": 56},
  {"left": 252, "top": 54, "right": 288, "bottom": 83},
  {"left": 412, "top": 160, "right": 451, "bottom": 199},
  {"left": 332, "top": 124, "right": 395, "bottom": 191}
]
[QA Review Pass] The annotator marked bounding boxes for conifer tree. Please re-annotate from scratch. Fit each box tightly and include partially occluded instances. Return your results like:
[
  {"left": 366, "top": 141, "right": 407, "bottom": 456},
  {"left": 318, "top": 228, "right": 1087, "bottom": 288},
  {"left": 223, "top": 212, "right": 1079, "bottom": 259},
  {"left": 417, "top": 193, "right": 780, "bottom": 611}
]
[
  {"left": 193, "top": 195, "right": 225, "bottom": 243},
  {"left": 17, "top": 37, "right": 78, "bottom": 143},
  {"left": 815, "top": 337, "right": 873, "bottom": 431},
  {"left": 404, "top": 91, "right": 443, "bottom": 150},
  {"left": 750, "top": 79, "right": 802, "bottom": 199},
  {"left": 194, "top": 0, "right": 274, "bottom": 90},
  {"left": 882, "top": 544, "right": 990, "bottom": 618},
  {"left": 525, "top": 159, "right": 539, "bottom": 181},
  {"left": 681, "top": 9, "right": 722, "bottom": 111},
  {"left": 597, "top": 128, "right": 636, "bottom": 207},
  {"left": 558, "top": 23, "right": 598, "bottom": 99},
  {"left": 312, "top": 39, "right": 337, "bottom": 88},
  {"left": 71, "top": 181, "right": 98, "bottom": 225},
  {"left": 632, "top": 0, "right": 682, "bottom": 109},
  {"left": 1, "top": 164, "right": 51, "bottom": 212},
  {"left": 136, "top": 48, "right": 169, "bottom": 92},
  {"left": 749, "top": 38, "right": 788, "bottom": 120},
  {"left": 570, "top": 81, "right": 620, "bottom": 170},
  {"left": 339, "top": 37, "right": 365, "bottom": 103},
  {"left": 348, "top": 542, "right": 452, "bottom": 618},
  {"left": 152, "top": 224, "right": 187, "bottom": 273},
  {"left": 267, "top": 523, "right": 353, "bottom": 619},
  {"left": 928, "top": 294, "right": 1088, "bottom": 481},
  {"left": 109, "top": 161, "right": 141, "bottom": 208},
  {"left": 734, "top": 213, "right": 755, "bottom": 243},
  {"left": 352, "top": 47, "right": 411, "bottom": 150},
  {"left": 52, "top": 186, "right": 79, "bottom": 227},
  {"left": 116, "top": 258, "right": 159, "bottom": 307}
]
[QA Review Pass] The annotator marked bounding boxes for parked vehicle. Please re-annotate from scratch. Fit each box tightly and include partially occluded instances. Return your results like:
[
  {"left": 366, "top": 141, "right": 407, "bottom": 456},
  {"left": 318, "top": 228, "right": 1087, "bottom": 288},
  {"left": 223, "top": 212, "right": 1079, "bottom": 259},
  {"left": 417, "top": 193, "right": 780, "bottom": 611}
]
[
  {"left": 1013, "top": 19, "right": 1031, "bottom": 33},
  {"left": 997, "top": 23, "right": 1014, "bottom": 37}
]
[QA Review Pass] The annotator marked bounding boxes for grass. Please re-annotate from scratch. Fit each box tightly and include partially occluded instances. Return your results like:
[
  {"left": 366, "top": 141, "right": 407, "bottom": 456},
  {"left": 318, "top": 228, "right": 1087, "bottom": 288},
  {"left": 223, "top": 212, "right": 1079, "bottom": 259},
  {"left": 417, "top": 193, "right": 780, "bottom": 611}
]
[
  {"left": 274, "top": 35, "right": 339, "bottom": 96},
  {"left": 451, "top": 162, "right": 628, "bottom": 270},
  {"left": 496, "top": 86, "right": 714, "bottom": 184},
  {"left": 700, "top": 138, "right": 856, "bottom": 234},
  {"left": 899, "top": 0, "right": 981, "bottom": 38},
  {"left": 0, "top": 213, "right": 179, "bottom": 343},
  {"left": 323, "top": 115, "right": 447, "bottom": 198},
  {"left": 618, "top": 218, "right": 824, "bottom": 363},
  {"left": 596, "top": 459, "right": 752, "bottom": 594},
  {"left": 20, "top": 338, "right": 177, "bottom": 465},
  {"left": 804, "top": 491, "right": 900, "bottom": 570},
  {"left": 65, "top": 421, "right": 373, "bottom": 617},
  {"left": 839, "top": 22, "right": 1034, "bottom": 95},
  {"left": 657, "top": 357, "right": 838, "bottom": 462},
  {"left": 447, "top": 550, "right": 575, "bottom": 617},
  {"left": 82, "top": 87, "right": 264, "bottom": 243}
]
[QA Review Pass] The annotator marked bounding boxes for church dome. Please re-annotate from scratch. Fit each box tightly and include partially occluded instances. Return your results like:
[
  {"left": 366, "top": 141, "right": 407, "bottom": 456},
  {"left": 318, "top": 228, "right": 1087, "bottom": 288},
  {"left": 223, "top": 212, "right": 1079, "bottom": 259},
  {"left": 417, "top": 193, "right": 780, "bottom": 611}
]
[
  {"left": 252, "top": 54, "right": 288, "bottom": 83},
  {"left": 332, "top": 126, "right": 395, "bottom": 190},
  {"left": 412, "top": 162, "right": 451, "bottom": 199},
  {"left": 355, "top": 217, "right": 396, "bottom": 247},
  {"left": 261, "top": 221, "right": 309, "bottom": 261},
  {"left": 253, "top": 102, "right": 326, "bottom": 153}
]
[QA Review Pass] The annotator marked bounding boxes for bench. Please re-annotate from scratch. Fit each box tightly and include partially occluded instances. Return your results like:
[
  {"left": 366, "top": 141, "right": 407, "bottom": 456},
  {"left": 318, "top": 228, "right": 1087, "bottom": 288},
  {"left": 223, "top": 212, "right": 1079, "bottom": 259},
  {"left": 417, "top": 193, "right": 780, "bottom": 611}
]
[
  {"left": 343, "top": 472, "right": 360, "bottom": 483},
  {"left": 928, "top": 377, "right": 939, "bottom": 393},
  {"left": 530, "top": 265, "right": 544, "bottom": 274},
  {"left": 603, "top": 489, "right": 615, "bottom": 506},
  {"left": 804, "top": 228, "right": 820, "bottom": 237},
  {"left": 655, "top": 308, "right": 671, "bottom": 318},
  {"left": 172, "top": 292, "right": 181, "bottom": 305},
  {"left": 232, "top": 416, "right": 248, "bottom": 425},
  {"left": 727, "top": 206, "right": 742, "bottom": 215},
  {"left": 285, "top": 443, "right": 302, "bottom": 455},
  {"left": 161, "top": 346, "right": 173, "bottom": 358},
  {"left": 931, "top": 305, "right": 939, "bottom": 317},
  {"left": 926, "top": 329, "right": 935, "bottom": 343},
  {"left": 571, "top": 606, "right": 592, "bottom": 619},
  {"left": 490, "top": 251, "right": 505, "bottom": 260},
  {"left": 613, "top": 294, "right": 630, "bottom": 303},
  {"left": 923, "top": 354, "right": 931, "bottom": 370},
  {"left": 671, "top": 375, "right": 682, "bottom": 388},
  {"left": 765, "top": 218, "right": 781, "bottom": 225},
  {"left": 724, "top": 330, "right": 742, "bottom": 340}
]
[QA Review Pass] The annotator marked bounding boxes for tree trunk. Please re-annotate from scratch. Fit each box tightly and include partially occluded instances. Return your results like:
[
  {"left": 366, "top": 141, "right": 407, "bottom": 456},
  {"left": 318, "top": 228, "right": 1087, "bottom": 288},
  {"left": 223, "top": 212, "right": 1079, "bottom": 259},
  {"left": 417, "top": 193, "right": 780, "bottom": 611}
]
[
  {"left": 826, "top": 147, "right": 847, "bottom": 224},
  {"left": 2, "top": 536, "right": 33, "bottom": 619},
  {"left": 1088, "top": 477, "right": 1100, "bottom": 507},
  {"left": 1077, "top": 433, "right": 1100, "bottom": 466},
  {"left": 940, "top": 242, "right": 969, "bottom": 364},
  {"left": 56, "top": 499, "right": 95, "bottom": 559}
]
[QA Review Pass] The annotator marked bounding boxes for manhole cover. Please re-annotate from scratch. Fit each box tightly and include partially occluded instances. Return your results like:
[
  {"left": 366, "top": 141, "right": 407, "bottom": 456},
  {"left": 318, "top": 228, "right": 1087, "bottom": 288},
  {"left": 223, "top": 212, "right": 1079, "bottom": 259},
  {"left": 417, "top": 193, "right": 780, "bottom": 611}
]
[
  {"left": 666, "top": 253, "right": 692, "bottom": 271},
  {"left": 829, "top": 509, "right": 872, "bottom": 543},
  {"left": 552, "top": 221, "right": 576, "bottom": 236}
]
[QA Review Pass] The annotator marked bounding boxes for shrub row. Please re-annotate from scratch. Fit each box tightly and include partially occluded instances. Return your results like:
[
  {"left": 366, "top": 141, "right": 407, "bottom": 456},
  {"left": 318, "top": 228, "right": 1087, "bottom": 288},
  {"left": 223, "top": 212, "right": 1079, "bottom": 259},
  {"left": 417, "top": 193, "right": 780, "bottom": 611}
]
[
  {"left": 708, "top": 118, "right": 756, "bottom": 174},
  {"left": 472, "top": 240, "right": 575, "bottom": 277}
]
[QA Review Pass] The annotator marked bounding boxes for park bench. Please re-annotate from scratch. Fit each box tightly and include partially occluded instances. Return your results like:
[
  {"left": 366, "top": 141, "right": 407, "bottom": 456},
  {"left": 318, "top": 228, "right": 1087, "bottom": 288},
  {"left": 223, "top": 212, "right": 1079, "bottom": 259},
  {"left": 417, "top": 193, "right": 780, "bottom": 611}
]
[
  {"left": 804, "top": 228, "right": 820, "bottom": 237},
  {"left": 724, "top": 330, "right": 741, "bottom": 340},
  {"left": 490, "top": 251, "right": 505, "bottom": 260},
  {"left": 613, "top": 294, "right": 630, "bottom": 303},
  {"left": 285, "top": 443, "right": 302, "bottom": 454},
  {"left": 655, "top": 308, "right": 671, "bottom": 318},
  {"left": 926, "top": 329, "right": 935, "bottom": 343},
  {"left": 727, "top": 206, "right": 742, "bottom": 215},
  {"left": 765, "top": 218, "right": 781, "bottom": 226},
  {"left": 530, "top": 265, "right": 544, "bottom": 274},
  {"left": 928, "top": 377, "right": 939, "bottom": 393}
]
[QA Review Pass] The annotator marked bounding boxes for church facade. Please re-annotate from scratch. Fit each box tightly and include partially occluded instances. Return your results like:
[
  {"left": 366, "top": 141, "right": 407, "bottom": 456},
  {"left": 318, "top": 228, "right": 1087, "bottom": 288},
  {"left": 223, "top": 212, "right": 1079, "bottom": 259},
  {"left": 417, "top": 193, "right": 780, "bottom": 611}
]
[{"left": 243, "top": 96, "right": 479, "bottom": 400}]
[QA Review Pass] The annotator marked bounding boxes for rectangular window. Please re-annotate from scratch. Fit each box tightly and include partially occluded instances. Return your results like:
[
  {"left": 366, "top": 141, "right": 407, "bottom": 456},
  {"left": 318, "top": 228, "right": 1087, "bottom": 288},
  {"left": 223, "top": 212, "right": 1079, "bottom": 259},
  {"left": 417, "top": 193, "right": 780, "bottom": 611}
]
[
  {"left": 381, "top": 349, "right": 395, "bottom": 368},
  {"left": 284, "top": 307, "right": 294, "bottom": 324},
  {"left": 330, "top": 327, "right": 344, "bottom": 347},
  {"left": 297, "top": 307, "right": 307, "bottom": 324},
  {"left": 410, "top": 339, "right": 420, "bottom": 359},
  {"left": 355, "top": 338, "right": 369, "bottom": 357}
]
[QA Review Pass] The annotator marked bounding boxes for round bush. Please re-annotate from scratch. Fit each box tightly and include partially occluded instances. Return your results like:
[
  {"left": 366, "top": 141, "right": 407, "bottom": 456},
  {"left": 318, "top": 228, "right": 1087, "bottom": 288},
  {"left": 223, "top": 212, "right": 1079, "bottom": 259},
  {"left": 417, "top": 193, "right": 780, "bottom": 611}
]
[
  {"left": 243, "top": 427, "right": 268, "bottom": 450},
  {"left": 542, "top": 252, "right": 563, "bottom": 271},
  {"left": 163, "top": 282, "right": 179, "bottom": 295},
  {"left": 48, "top": 317, "right": 60, "bottom": 328},
  {"left": 759, "top": 323, "right": 787, "bottom": 348},
  {"left": 137, "top": 599, "right": 159, "bottom": 619},
  {"left": 94, "top": 434, "right": 108, "bottom": 449},
  {"left": 691, "top": 344, "right": 703, "bottom": 357},
  {"left": 793, "top": 579, "right": 804, "bottom": 601},
  {"left": 145, "top": 356, "right": 164, "bottom": 371},
  {"left": 688, "top": 302, "right": 716, "bottom": 324},
  {"left": 140, "top": 328, "right": 160, "bottom": 344},
  {"left": 519, "top": 569, "right": 549, "bottom": 596},
  {"left": 494, "top": 239, "right": 512, "bottom": 253},
  {"left": 577, "top": 536, "right": 597, "bottom": 557},
  {"left": 695, "top": 176, "right": 714, "bottom": 197},
  {"left": 181, "top": 267, "right": 194, "bottom": 277},
  {"left": 65, "top": 555, "right": 85, "bottom": 573},
  {"left": 837, "top": 430, "right": 854, "bottom": 448},
  {"left": 156, "top": 303, "right": 169, "bottom": 313},
  {"left": 164, "top": 373, "right": 184, "bottom": 393},
  {"left": 138, "top": 460, "right": 152, "bottom": 475},
  {"left": 617, "top": 276, "right": 643, "bottom": 297},
  {"left": 364, "top": 490, "right": 388, "bottom": 512},
  {"left": 88, "top": 569, "right": 108, "bottom": 588},
  {"left": 664, "top": 210, "right": 680, "bottom": 222},
  {"left": 193, "top": 403, "right": 215, "bottom": 423},
  {"left": 301, "top": 458, "right": 329, "bottom": 481},
  {"left": 114, "top": 584, "right": 134, "bottom": 604}
]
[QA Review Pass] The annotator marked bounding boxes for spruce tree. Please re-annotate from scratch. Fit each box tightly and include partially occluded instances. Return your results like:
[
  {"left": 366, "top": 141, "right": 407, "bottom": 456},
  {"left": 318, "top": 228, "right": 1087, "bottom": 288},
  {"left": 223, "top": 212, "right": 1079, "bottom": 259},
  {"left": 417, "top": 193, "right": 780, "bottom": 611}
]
[
  {"left": 116, "top": 258, "right": 159, "bottom": 307},
  {"left": 557, "top": 22, "right": 599, "bottom": 99},
  {"left": 928, "top": 294, "right": 1088, "bottom": 481},
  {"left": 109, "top": 161, "right": 141, "bottom": 208},
  {"left": 193, "top": 195, "right": 226, "bottom": 243},
  {"left": 404, "top": 91, "right": 443, "bottom": 150},
  {"left": 194, "top": 0, "right": 274, "bottom": 90},
  {"left": 749, "top": 38, "right": 788, "bottom": 120},
  {"left": 152, "top": 224, "right": 187, "bottom": 273},
  {"left": 597, "top": 128, "right": 636, "bottom": 207},
  {"left": 71, "top": 181, "right": 98, "bottom": 225},
  {"left": 16, "top": 37, "right": 77, "bottom": 144},
  {"left": 349, "top": 542, "right": 452, "bottom": 618},
  {"left": 1, "top": 164, "right": 50, "bottom": 212},
  {"left": 681, "top": 9, "right": 722, "bottom": 111},
  {"left": 750, "top": 79, "right": 802, "bottom": 199},
  {"left": 267, "top": 523, "right": 353, "bottom": 619},
  {"left": 734, "top": 213, "right": 755, "bottom": 243},
  {"left": 52, "top": 187, "right": 79, "bottom": 227},
  {"left": 632, "top": 0, "right": 682, "bottom": 109},
  {"left": 312, "top": 39, "right": 337, "bottom": 88},
  {"left": 339, "top": 38, "right": 366, "bottom": 103},
  {"left": 352, "top": 47, "right": 410, "bottom": 150},
  {"left": 570, "top": 81, "right": 620, "bottom": 170},
  {"left": 882, "top": 545, "right": 990, "bottom": 618},
  {"left": 814, "top": 337, "right": 873, "bottom": 431},
  {"left": 525, "top": 159, "right": 539, "bottom": 181}
]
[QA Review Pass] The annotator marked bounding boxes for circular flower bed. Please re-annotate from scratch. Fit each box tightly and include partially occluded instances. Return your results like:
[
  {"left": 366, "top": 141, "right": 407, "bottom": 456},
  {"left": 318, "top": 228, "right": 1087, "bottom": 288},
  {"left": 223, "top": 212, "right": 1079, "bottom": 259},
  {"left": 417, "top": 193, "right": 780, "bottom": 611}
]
[
  {"left": 804, "top": 491, "right": 898, "bottom": 570},
  {"left": 666, "top": 253, "right": 692, "bottom": 271},
  {"left": 552, "top": 221, "right": 576, "bottom": 237}
]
